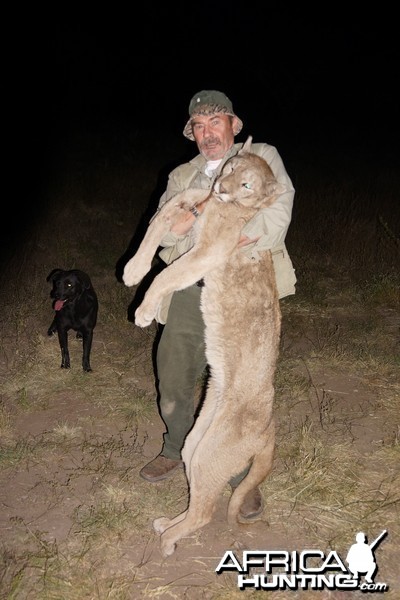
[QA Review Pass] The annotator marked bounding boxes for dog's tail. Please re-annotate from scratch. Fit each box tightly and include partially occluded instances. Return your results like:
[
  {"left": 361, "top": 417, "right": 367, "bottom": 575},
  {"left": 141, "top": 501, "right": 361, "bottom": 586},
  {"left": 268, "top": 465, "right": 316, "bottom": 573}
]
[{"left": 227, "top": 420, "right": 275, "bottom": 525}]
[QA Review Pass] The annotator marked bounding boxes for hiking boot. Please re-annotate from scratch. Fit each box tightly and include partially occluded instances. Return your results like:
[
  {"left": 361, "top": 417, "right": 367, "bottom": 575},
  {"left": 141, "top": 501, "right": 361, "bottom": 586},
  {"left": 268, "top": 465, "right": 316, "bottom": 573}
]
[
  {"left": 238, "top": 487, "right": 264, "bottom": 521},
  {"left": 140, "top": 455, "right": 183, "bottom": 482}
]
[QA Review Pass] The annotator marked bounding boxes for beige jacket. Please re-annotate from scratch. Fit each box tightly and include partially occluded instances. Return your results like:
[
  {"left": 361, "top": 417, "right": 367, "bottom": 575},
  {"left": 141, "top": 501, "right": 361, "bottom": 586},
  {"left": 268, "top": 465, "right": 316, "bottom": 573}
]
[{"left": 155, "top": 142, "right": 296, "bottom": 323}]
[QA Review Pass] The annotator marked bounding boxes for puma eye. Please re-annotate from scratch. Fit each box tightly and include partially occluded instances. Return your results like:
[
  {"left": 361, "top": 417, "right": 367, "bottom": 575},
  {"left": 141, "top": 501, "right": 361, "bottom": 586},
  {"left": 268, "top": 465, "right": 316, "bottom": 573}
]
[{"left": 243, "top": 183, "right": 252, "bottom": 189}]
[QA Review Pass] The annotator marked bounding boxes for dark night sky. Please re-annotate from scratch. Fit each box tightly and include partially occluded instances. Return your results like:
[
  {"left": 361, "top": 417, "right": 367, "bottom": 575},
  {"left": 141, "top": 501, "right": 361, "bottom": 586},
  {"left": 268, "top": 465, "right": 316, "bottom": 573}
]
[
  {"left": 14, "top": 6, "right": 397, "bottom": 151},
  {"left": 5, "top": 5, "right": 398, "bottom": 256}
]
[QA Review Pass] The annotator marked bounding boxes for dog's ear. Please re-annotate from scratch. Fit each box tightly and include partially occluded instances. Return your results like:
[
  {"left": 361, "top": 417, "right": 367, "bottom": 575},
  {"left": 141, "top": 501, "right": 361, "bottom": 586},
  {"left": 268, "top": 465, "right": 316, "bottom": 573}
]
[
  {"left": 74, "top": 270, "right": 92, "bottom": 289},
  {"left": 46, "top": 268, "right": 64, "bottom": 283}
]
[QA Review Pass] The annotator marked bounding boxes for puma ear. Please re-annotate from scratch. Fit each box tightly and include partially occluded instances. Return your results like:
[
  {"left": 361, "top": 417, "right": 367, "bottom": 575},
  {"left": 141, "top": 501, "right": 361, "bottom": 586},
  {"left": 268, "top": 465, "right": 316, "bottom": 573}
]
[
  {"left": 266, "top": 181, "right": 288, "bottom": 197},
  {"left": 239, "top": 135, "right": 253, "bottom": 154}
]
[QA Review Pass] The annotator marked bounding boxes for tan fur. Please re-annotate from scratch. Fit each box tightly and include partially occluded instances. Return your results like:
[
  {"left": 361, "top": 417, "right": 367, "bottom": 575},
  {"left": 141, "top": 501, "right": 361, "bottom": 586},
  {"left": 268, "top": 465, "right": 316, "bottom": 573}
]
[{"left": 123, "top": 136, "right": 285, "bottom": 557}]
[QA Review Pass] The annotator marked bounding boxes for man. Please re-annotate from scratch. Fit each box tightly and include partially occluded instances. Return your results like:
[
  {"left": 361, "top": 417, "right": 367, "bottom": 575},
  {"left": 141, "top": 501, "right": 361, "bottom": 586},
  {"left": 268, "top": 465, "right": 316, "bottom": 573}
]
[
  {"left": 346, "top": 532, "right": 377, "bottom": 584},
  {"left": 139, "top": 90, "right": 296, "bottom": 521}
]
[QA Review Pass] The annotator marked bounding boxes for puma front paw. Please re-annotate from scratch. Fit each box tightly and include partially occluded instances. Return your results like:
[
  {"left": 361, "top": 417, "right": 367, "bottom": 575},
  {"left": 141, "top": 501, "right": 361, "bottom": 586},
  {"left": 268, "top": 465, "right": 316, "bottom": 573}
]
[
  {"left": 135, "top": 303, "right": 157, "bottom": 327},
  {"left": 122, "top": 258, "right": 151, "bottom": 287}
]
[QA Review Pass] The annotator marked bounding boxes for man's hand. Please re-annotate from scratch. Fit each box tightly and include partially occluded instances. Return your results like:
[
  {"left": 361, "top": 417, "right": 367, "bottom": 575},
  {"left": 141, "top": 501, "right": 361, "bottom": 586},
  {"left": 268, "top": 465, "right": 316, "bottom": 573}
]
[
  {"left": 171, "top": 211, "right": 196, "bottom": 235},
  {"left": 238, "top": 235, "right": 260, "bottom": 248},
  {"left": 170, "top": 199, "right": 259, "bottom": 248},
  {"left": 170, "top": 200, "right": 209, "bottom": 236}
]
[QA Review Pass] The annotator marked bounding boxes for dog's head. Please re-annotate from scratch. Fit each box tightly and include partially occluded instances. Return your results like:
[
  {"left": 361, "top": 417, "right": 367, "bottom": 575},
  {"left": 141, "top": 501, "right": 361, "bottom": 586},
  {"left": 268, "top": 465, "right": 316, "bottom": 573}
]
[{"left": 46, "top": 269, "right": 93, "bottom": 311}]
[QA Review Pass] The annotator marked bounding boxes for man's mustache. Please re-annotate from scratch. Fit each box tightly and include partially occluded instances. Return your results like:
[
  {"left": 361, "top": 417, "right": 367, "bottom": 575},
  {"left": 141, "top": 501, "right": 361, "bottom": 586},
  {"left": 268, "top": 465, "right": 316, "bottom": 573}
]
[{"left": 200, "top": 137, "right": 221, "bottom": 149}]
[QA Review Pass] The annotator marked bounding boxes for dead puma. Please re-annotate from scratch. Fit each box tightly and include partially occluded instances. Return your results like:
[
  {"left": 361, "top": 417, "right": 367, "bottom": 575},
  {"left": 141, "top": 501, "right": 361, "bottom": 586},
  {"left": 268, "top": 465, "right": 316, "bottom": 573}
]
[{"left": 123, "top": 136, "right": 286, "bottom": 557}]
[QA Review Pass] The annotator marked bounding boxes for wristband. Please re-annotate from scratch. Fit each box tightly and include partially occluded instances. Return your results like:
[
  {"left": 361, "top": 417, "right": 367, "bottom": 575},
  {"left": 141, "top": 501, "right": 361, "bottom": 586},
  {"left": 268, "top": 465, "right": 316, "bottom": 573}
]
[{"left": 190, "top": 206, "right": 201, "bottom": 218}]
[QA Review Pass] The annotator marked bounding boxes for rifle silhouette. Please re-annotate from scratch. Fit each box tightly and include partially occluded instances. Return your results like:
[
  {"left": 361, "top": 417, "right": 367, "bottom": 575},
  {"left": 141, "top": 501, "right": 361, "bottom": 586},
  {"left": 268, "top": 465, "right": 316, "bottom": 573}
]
[{"left": 369, "top": 530, "right": 387, "bottom": 551}]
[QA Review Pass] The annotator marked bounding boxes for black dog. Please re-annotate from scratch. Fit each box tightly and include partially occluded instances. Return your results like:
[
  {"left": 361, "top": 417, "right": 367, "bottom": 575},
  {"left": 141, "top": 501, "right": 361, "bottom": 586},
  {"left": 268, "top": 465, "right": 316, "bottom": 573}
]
[{"left": 47, "top": 269, "right": 98, "bottom": 372}]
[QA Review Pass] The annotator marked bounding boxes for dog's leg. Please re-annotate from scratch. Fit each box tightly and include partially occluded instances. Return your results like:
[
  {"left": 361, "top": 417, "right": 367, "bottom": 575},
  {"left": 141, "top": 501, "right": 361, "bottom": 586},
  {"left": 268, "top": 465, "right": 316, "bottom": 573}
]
[
  {"left": 47, "top": 317, "right": 57, "bottom": 336},
  {"left": 81, "top": 329, "right": 94, "bottom": 372},
  {"left": 57, "top": 328, "right": 70, "bottom": 369}
]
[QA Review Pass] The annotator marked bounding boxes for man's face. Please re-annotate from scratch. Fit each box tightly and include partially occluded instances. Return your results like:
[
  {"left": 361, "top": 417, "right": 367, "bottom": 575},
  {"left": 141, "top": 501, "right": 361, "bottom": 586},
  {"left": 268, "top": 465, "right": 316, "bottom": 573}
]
[{"left": 191, "top": 113, "right": 238, "bottom": 160}]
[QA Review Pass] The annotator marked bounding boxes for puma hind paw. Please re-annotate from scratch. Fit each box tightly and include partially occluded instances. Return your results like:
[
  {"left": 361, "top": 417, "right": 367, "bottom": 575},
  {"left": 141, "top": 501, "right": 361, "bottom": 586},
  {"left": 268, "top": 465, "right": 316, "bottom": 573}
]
[
  {"left": 153, "top": 517, "right": 172, "bottom": 535},
  {"left": 160, "top": 533, "right": 177, "bottom": 557}
]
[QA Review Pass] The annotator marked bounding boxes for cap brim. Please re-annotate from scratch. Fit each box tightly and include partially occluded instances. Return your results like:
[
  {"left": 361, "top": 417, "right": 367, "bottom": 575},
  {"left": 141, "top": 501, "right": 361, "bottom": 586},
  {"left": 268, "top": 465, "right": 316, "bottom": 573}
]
[{"left": 183, "top": 112, "right": 243, "bottom": 141}]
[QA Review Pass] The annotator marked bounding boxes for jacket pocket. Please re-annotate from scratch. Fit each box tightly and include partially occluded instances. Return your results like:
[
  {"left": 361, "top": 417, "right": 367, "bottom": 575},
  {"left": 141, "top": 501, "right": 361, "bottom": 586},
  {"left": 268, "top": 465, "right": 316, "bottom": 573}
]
[{"left": 271, "top": 244, "right": 297, "bottom": 299}]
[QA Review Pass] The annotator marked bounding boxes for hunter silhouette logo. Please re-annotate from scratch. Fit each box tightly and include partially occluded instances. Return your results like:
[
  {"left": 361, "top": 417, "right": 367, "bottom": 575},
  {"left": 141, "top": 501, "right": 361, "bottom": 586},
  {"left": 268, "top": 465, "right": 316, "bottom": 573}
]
[{"left": 346, "top": 530, "right": 387, "bottom": 585}]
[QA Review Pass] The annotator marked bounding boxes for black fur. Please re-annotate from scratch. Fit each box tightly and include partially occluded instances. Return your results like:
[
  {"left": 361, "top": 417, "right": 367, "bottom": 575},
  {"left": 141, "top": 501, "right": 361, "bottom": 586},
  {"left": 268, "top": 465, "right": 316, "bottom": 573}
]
[{"left": 47, "top": 269, "right": 98, "bottom": 372}]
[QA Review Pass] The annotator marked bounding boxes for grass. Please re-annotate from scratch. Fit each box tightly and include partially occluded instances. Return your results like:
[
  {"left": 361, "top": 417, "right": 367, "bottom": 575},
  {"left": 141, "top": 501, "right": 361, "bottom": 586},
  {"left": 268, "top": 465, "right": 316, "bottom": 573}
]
[{"left": 0, "top": 128, "right": 399, "bottom": 598}]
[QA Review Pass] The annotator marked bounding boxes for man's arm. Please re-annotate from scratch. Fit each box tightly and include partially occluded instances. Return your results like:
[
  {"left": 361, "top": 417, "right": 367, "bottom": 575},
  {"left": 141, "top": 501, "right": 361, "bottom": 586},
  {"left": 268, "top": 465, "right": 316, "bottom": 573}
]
[{"left": 155, "top": 168, "right": 199, "bottom": 260}]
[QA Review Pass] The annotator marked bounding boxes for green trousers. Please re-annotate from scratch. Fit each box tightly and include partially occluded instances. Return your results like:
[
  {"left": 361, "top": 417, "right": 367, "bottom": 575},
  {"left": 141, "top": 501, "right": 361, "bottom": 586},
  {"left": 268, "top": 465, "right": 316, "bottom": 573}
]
[
  {"left": 156, "top": 284, "right": 206, "bottom": 460},
  {"left": 156, "top": 283, "right": 248, "bottom": 488}
]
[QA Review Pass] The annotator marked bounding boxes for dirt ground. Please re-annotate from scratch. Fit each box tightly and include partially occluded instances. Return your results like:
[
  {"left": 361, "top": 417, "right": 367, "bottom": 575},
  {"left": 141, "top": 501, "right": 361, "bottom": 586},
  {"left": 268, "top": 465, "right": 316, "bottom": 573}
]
[{"left": 1, "top": 260, "right": 399, "bottom": 599}]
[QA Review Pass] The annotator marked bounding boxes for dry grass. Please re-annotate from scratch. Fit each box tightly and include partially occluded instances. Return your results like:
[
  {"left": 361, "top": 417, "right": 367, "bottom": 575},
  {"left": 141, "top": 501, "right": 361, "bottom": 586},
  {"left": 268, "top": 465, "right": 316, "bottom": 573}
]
[{"left": 0, "top": 130, "right": 399, "bottom": 598}]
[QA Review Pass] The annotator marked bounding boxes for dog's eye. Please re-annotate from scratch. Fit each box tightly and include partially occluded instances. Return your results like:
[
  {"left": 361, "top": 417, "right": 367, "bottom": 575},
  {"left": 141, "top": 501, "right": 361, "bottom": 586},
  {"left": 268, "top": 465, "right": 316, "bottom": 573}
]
[
  {"left": 67, "top": 283, "right": 72, "bottom": 287},
  {"left": 243, "top": 183, "right": 252, "bottom": 189}
]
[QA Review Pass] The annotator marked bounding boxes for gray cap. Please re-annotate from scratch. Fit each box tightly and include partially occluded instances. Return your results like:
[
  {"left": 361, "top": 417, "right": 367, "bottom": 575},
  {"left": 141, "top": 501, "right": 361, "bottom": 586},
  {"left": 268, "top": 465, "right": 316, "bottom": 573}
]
[{"left": 183, "top": 90, "right": 243, "bottom": 141}]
